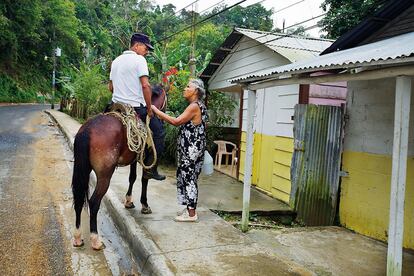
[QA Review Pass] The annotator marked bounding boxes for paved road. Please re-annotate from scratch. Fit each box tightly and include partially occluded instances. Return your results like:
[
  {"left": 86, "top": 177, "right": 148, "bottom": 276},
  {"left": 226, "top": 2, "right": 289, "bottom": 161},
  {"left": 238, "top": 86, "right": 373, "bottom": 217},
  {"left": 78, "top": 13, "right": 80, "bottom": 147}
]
[{"left": 0, "top": 104, "right": 139, "bottom": 275}]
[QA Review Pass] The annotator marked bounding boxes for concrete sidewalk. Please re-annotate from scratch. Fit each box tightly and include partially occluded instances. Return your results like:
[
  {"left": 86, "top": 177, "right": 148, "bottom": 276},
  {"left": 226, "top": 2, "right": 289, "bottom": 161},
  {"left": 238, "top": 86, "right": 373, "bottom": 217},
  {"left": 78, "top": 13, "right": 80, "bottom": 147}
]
[
  {"left": 47, "top": 110, "right": 311, "bottom": 275},
  {"left": 46, "top": 110, "right": 414, "bottom": 276}
]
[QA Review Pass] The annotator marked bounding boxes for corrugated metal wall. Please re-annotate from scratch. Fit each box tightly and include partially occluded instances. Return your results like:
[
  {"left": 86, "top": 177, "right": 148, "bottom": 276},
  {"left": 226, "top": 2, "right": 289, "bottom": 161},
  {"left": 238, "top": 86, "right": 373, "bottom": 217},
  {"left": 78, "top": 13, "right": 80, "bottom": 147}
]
[{"left": 290, "top": 104, "right": 344, "bottom": 226}]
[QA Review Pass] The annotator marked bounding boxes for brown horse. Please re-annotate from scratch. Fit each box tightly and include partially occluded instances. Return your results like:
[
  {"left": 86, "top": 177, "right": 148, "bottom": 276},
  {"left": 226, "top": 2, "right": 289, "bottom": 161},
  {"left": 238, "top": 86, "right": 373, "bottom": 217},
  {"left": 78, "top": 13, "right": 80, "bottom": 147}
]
[{"left": 71, "top": 85, "right": 166, "bottom": 250}]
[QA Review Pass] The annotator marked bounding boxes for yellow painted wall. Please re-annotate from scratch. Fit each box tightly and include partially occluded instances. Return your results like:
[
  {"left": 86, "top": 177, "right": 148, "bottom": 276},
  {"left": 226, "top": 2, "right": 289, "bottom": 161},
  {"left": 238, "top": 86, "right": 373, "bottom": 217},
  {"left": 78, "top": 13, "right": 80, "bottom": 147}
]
[
  {"left": 272, "top": 136, "right": 294, "bottom": 203},
  {"left": 239, "top": 131, "right": 293, "bottom": 203},
  {"left": 340, "top": 151, "right": 414, "bottom": 249}
]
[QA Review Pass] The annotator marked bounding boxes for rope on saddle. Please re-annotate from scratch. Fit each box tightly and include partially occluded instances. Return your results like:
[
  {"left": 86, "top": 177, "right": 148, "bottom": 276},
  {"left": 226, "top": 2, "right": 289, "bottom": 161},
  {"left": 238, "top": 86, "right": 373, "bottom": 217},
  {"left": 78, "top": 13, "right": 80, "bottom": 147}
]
[{"left": 105, "top": 103, "right": 157, "bottom": 169}]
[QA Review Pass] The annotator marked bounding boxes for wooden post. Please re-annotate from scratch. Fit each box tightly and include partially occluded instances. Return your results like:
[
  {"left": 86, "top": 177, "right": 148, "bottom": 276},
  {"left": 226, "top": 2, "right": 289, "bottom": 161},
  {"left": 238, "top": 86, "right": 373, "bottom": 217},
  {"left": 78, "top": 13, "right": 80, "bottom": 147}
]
[
  {"left": 387, "top": 76, "right": 411, "bottom": 276},
  {"left": 241, "top": 90, "right": 256, "bottom": 232}
]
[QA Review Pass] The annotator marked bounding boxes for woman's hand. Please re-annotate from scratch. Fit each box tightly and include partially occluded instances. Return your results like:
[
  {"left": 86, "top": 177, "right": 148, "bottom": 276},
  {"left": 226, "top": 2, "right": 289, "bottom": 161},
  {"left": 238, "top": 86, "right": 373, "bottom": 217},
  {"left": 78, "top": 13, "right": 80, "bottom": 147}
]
[
  {"left": 151, "top": 104, "right": 159, "bottom": 114},
  {"left": 151, "top": 103, "right": 198, "bottom": 126}
]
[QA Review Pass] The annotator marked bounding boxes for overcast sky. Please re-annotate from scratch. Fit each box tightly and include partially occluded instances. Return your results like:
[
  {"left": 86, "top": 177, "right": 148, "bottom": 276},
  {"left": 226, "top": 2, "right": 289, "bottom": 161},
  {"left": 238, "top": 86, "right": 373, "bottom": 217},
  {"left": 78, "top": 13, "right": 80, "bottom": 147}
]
[{"left": 153, "top": 0, "right": 326, "bottom": 37}]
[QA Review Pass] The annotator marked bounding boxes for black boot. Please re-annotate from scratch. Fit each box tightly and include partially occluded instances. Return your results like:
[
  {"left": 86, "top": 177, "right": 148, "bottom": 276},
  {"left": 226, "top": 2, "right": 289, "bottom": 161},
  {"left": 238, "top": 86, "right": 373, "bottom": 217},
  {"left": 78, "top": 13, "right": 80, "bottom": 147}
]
[{"left": 143, "top": 165, "right": 166, "bottom": 181}]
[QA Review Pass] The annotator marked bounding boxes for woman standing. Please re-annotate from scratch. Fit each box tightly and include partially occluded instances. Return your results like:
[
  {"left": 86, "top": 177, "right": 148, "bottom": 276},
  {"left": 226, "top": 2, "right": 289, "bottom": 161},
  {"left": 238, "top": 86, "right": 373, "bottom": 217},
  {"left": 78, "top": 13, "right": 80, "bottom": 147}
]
[{"left": 151, "top": 79, "right": 207, "bottom": 222}]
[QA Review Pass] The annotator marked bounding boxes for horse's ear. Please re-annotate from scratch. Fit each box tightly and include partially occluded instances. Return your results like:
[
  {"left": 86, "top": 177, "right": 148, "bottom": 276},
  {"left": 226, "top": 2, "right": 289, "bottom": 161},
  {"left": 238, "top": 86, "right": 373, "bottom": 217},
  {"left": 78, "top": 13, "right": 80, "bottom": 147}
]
[{"left": 163, "top": 82, "right": 170, "bottom": 93}]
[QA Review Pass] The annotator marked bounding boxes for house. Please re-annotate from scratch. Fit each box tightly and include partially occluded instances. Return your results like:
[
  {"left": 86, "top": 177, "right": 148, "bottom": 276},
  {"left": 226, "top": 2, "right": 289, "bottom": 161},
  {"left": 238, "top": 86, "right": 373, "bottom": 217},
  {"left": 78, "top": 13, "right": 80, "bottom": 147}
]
[
  {"left": 201, "top": 28, "right": 338, "bottom": 202},
  {"left": 232, "top": 0, "right": 414, "bottom": 273}
]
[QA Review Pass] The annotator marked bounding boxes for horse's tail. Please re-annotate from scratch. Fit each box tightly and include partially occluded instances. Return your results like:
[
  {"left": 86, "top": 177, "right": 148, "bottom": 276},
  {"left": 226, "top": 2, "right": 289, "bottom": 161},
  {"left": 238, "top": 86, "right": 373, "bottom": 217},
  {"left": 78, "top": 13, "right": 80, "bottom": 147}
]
[{"left": 71, "top": 128, "right": 92, "bottom": 210}]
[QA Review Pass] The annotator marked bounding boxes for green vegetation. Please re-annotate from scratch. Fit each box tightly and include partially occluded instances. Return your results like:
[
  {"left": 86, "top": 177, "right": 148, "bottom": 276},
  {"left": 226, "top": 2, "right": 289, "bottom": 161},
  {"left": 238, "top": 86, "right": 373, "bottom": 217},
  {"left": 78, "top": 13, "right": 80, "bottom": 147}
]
[
  {"left": 0, "top": 0, "right": 276, "bottom": 104},
  {"left": 320, "top": 0, "right": 385, "bottom": 39},
  {"left": 0, "top": 0, "right": 387, "bottom": 102}
]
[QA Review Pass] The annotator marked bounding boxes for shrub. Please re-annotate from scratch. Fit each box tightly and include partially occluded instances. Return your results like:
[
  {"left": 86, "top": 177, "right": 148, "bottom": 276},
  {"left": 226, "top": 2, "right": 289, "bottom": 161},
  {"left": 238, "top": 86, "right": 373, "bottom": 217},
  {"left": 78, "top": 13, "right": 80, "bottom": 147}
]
[
  {"left": 0, "top": 73, "right": 37, "bottom": 103},
  {"left": 61, "top": 63, "right": 110, "bottom": 119}
]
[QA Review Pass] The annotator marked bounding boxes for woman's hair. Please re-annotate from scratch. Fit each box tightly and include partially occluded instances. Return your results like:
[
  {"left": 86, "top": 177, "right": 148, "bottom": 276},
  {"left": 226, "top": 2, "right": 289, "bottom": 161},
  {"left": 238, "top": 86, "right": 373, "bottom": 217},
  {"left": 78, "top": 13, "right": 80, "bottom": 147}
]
[{"left": 189, "top": 78, "right": 205, "bottom": 99}]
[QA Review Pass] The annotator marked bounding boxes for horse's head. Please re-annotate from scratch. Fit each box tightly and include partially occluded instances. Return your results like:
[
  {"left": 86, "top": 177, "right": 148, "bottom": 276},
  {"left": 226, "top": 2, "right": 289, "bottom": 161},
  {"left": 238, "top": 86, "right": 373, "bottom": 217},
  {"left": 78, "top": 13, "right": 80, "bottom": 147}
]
[{"left": 151, "top": 83, "right": 167, "bottom": 111}]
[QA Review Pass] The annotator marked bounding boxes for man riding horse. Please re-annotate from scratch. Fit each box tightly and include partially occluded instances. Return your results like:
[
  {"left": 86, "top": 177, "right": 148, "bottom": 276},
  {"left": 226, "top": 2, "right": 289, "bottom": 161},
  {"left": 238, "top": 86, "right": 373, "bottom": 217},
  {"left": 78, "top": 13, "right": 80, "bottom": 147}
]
[
  {"left": 109, "top": 33, "right": 165, "bottom": 180},
  {"left": 71, "top": 33, "right": 166, "bottom": 250}
]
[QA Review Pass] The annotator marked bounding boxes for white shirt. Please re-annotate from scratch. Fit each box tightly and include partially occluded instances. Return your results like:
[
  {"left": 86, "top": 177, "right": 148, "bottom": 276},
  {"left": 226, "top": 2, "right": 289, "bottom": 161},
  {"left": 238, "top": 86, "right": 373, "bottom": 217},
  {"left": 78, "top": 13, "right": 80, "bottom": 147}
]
[{"left": 110, "top": 50, "right": 149, "bottom": 107}]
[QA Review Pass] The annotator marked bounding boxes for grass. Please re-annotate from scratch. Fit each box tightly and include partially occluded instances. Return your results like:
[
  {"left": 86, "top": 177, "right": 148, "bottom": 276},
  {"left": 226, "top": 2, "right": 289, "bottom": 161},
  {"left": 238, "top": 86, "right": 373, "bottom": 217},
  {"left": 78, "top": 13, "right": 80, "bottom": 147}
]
[{"left": 212, "top": 210, "right": 304, "bottom": 231}]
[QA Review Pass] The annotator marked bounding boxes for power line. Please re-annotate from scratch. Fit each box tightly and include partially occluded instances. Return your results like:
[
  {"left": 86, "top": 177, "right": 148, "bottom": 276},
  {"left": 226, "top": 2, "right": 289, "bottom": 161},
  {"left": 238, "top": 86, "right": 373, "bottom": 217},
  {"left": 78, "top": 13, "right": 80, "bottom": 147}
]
[
  {"left": 283, "top": 13, "right": 326, "bottom": 30},
  {"left": 173, "top": 0, "right": 201, "bottom": 16},
  {"left": 138, "top": 0, "right": 206, "bottom": 35},
  {"left": 274, "top": 0, "right": 305, "bottom": 14},
  {"left": 173, "top": 0, "right": 228, "bottom": 28},
  {"left": 199, "top": 0, "right": 227, "bottom": 16},
  {"left": 158, "top": 0, "right": 249, "bottom": 42},
  {"left": 233, "top": 12, "right": 327, "bottom": 48}
]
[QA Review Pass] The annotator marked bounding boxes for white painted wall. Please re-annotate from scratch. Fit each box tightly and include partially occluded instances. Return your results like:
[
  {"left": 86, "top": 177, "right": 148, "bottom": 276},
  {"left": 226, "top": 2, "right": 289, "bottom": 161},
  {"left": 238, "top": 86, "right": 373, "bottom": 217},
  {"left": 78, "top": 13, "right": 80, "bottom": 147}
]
[
  {"left": 273, "top": 85, "right": 299, "bottom": 137},
  {"left": 242, "top": 84, "right": 299, "bottom": 137},
  {"left": 344, "top": 77, "right": 414, "bottom": 155},
  {"left": 208, "top": 36, "right": 290, "bottom": 91}
]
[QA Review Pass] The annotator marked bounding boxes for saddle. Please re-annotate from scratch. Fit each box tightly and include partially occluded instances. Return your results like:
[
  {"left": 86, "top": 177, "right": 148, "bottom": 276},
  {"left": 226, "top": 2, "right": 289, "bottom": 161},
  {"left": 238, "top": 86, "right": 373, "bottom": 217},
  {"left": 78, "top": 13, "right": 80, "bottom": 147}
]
[{"left": 106, "top": 103, "right": 156, "bottom": 169}]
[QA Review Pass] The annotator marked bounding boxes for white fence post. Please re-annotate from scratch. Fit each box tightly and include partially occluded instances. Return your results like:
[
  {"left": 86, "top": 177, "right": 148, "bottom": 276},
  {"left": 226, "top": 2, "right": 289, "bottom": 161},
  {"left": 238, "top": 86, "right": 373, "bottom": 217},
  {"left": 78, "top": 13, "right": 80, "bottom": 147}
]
[
  {"left": 241, "top": 90, "right": 256, "bottom": 232},
  {"left": 387, "top": 76, "right": 411, "bottom": 276}
]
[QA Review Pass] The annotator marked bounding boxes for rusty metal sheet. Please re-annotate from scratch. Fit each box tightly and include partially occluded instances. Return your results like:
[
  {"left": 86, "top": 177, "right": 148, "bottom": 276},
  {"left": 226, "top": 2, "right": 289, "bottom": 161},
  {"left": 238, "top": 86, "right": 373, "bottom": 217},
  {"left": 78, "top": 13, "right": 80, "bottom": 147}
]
[{"left": 290, "top": 104, "right": 344, "bottom": 226}]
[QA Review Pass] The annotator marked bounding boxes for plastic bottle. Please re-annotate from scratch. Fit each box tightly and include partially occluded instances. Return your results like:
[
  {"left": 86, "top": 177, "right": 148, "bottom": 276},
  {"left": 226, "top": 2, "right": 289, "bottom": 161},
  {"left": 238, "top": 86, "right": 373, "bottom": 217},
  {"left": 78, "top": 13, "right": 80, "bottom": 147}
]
[{"left": 202, "top": 150, "right": 214, "bottom": 175}]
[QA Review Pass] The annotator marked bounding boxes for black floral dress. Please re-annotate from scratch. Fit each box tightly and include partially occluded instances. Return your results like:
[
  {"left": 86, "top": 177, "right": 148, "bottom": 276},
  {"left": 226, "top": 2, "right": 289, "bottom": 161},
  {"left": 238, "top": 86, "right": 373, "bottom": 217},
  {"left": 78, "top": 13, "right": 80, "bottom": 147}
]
[{"left": 176, "top": 100, "right": 207, "bottom": 209}]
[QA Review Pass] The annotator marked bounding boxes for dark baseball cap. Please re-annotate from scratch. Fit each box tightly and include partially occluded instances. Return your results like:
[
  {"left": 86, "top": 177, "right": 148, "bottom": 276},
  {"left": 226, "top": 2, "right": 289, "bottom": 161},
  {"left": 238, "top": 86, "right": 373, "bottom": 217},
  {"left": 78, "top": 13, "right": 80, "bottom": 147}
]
[{"left": 130, "top": 33, "right": 154, "bottom": 50}]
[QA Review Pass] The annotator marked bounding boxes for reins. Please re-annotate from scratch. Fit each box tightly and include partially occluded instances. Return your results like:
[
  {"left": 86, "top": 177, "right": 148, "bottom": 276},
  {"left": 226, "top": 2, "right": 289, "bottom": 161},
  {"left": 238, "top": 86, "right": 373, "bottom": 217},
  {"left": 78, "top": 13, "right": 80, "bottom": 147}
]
[{"left": 106, "top": 103, "right": 157, "bottom": 169}]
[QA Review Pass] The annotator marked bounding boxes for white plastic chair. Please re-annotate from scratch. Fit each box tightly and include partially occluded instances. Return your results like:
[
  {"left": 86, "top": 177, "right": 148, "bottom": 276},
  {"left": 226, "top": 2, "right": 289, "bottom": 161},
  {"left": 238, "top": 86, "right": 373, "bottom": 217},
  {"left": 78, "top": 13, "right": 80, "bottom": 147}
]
[{"left": 213, "top": 140, "right": 238, "bottom": 171}]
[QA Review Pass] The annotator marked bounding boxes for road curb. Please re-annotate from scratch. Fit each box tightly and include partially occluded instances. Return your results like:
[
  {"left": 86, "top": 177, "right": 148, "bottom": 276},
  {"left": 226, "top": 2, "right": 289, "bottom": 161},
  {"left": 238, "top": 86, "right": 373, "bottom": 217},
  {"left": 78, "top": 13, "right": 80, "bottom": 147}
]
[
  {"left": 45, "top": 110, "right": 75, "bottom": 151},
  {"left": 45, "top": 110, "right": 175, "bottom": 276}
]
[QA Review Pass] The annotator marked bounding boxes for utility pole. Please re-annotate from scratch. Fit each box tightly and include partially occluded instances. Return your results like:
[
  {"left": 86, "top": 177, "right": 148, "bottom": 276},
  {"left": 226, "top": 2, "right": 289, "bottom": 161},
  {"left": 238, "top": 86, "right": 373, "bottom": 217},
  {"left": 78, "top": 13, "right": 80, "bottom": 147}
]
[
  {"left": 51, "top": 46, "right": 61, "bottom": 110},
  {"left": 189, "top": 3, "right": 197, "bottom": 77},
  {"left": 162, "top": 46, "right": 168, "bottom": 75},
  {"left": 51, "top": 30, "right": 56, "bottom": 109},
  {"left": 161, "top": 45, "right": 168, "bottom": 86},
  {"left": 52, "top": 48, "right": 56, "bottom": 109}
]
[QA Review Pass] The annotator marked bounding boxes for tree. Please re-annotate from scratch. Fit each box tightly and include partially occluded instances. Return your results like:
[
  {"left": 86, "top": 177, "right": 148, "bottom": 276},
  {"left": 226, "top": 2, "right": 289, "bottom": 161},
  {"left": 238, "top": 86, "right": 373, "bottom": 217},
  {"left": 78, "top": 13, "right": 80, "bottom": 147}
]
[
  {"left": 162, "top": 23, "right": 227, "bottom": 75},
  {"left": 209, "top": 3, "right": 274, "bottom": 31},
  {"left": 0, "top": 0, "right": 80, "bottom": 94},
  {"left": 74, "top": 0, "right": 114, "bottom": 59},
  {"left": 319, "top": 0, "right": 385, "bottom": 39},
  {"left": 0, "top": 0, "right": 43, "bottom": 70},
  {"left": 287, "top": 26, "right": 309, "bottom": 36}
]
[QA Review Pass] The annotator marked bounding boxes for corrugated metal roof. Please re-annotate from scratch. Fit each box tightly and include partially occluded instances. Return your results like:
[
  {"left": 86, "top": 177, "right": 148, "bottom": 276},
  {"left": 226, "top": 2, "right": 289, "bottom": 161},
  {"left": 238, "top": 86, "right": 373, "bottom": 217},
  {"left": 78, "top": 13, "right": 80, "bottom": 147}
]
[
  {"left": 200, "top": 28, "right": 333, "bottom": 85},
  {"left": 232, "top": 32, "right": 414, "bottom": 83},
  {"left": 235, "top": 28, "right": 333, "bottom": 62}
]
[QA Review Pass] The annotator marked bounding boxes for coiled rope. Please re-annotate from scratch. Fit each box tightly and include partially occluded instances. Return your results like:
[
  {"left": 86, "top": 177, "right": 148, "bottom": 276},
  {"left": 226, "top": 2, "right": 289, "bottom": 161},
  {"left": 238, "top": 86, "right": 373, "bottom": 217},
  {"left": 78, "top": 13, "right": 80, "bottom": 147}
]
[{"left": 106, "top": 103, "right": 157, "bottom": 169}]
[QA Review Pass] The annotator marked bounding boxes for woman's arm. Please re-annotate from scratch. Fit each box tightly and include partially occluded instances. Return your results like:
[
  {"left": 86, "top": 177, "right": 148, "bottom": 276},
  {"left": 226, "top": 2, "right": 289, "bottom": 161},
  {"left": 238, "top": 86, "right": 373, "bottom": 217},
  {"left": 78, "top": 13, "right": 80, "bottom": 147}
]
[{"left": 152, "top": 103, "right": 198, "bottom": 126}]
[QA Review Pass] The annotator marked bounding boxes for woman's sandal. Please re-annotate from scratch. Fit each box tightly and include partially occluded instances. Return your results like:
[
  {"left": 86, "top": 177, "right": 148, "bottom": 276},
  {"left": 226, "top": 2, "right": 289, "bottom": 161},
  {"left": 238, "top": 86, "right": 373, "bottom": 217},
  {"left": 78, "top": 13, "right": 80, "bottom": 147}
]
[{"left": 92, "top": 242, "right": 106, "bottom": 251}]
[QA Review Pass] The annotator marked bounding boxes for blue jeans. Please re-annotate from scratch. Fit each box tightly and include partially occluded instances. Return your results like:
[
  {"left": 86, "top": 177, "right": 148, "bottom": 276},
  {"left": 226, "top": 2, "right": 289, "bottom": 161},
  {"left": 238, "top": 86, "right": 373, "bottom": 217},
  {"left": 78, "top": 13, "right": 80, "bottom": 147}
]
[{"left": 134, "top": 106, "right": 165, "bottom": 160}]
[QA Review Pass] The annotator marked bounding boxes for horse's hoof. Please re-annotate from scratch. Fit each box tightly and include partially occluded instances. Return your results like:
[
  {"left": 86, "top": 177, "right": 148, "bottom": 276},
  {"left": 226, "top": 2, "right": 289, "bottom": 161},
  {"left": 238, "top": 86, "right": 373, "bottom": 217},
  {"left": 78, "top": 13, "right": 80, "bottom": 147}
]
[
  {"left": 141, "top": 206, "right": 152, "bottom": 214},
  {"left": 125, "top": 202, "right": 135, "bottom": 209},
  {"left": 73, "top": 239, "right": 84, "bottom": 248},
  {"left": 92, "top": 242, "right": 106, "bottom": 251}
]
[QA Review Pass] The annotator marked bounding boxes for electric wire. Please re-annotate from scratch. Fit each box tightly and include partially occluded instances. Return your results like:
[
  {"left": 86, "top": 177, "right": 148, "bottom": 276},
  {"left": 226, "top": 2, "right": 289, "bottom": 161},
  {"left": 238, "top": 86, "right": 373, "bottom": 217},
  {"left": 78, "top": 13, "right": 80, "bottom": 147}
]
[{"left": 158, "top": 0, "right": 250, "bottom": 42}]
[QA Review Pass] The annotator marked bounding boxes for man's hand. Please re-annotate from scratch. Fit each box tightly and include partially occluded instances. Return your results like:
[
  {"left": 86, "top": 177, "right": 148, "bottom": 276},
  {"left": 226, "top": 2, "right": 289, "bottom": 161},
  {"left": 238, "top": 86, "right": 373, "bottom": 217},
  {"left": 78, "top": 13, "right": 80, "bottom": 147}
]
[
  {"left": 147, "top": 106, "right": 153, "bottom": 117},
  {"left": 140, "top": 76, "right": 152, "bottom": 113},
  {"left": 108, "top": 80, "right": 113, "bottom": 93}
]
